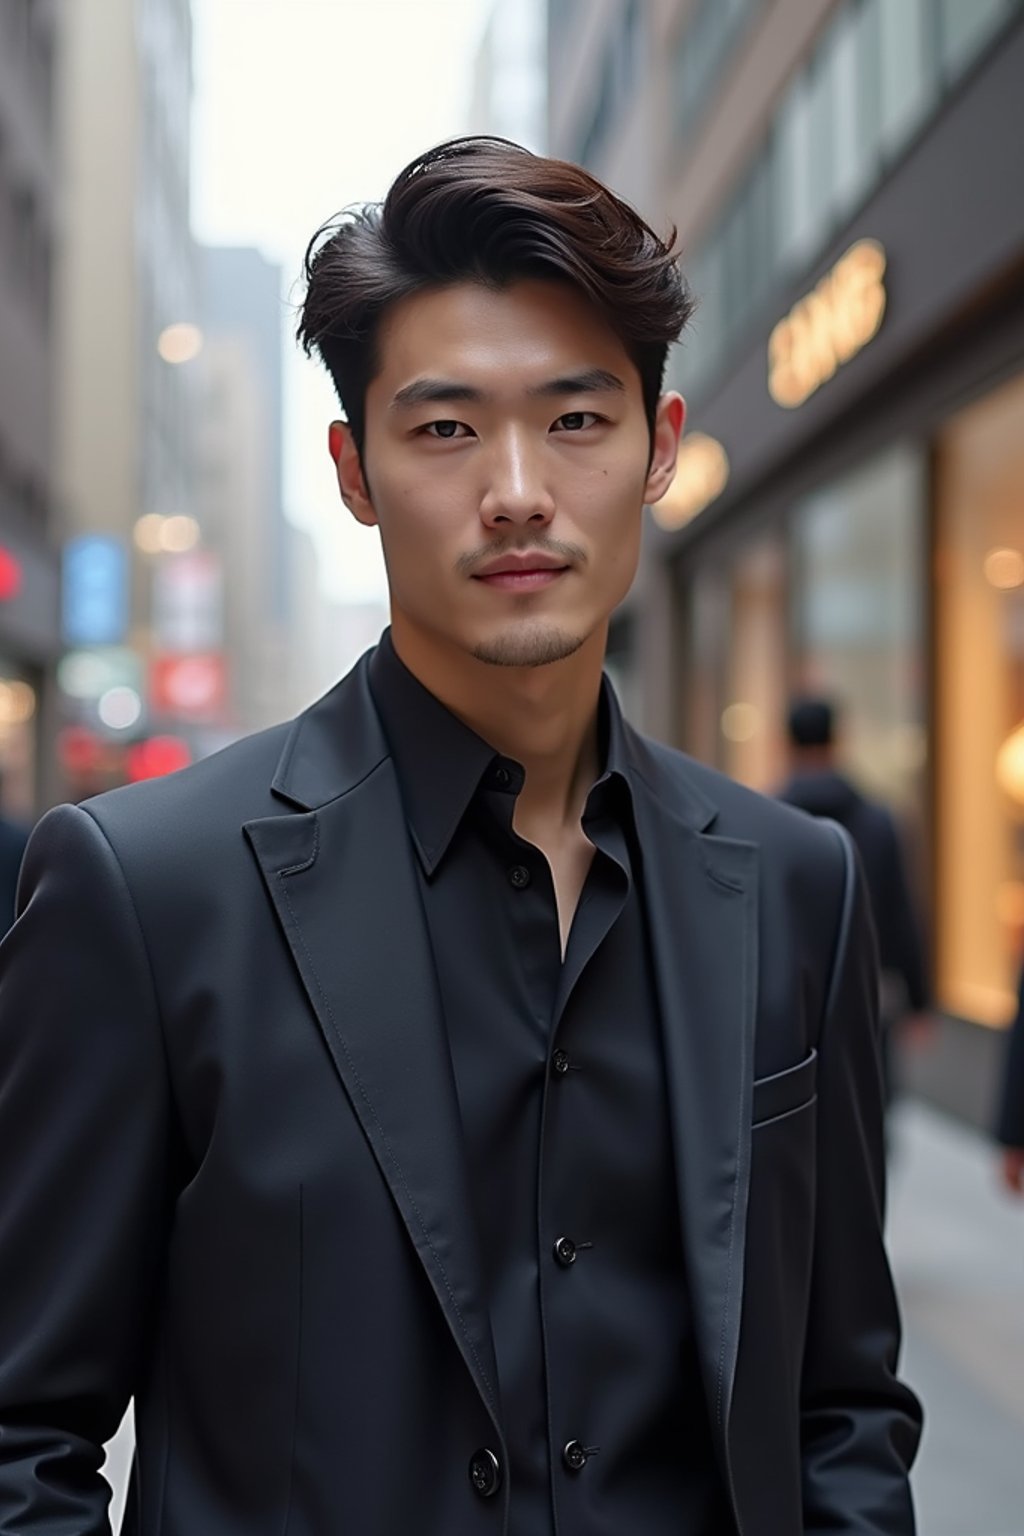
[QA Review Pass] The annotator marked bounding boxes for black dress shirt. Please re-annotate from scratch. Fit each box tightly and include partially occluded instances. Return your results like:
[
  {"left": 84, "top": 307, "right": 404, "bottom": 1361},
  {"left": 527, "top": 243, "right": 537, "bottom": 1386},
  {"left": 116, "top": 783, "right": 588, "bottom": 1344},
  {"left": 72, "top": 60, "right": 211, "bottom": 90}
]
[{"left": 369, "top": 631, "right": 728, "bottom": 1535}]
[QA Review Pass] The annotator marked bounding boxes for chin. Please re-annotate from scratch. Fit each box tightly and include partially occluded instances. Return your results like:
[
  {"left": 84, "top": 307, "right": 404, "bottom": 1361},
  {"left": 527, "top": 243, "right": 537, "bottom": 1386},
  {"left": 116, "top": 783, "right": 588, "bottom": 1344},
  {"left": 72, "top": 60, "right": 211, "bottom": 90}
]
[{"left": 469, "top": 622, "right": 586, "bottom": 669}]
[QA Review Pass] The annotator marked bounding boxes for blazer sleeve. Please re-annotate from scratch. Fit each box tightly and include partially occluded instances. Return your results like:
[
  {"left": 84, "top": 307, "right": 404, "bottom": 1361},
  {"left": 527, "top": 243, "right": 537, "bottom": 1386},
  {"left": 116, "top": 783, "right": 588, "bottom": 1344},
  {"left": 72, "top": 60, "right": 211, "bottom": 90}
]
[
  {"left": 800, "top": 824, "right": 923, "bottom": 1534},
  {"left": 0, "top": 803, "right": 174, "bottom": 1534}
]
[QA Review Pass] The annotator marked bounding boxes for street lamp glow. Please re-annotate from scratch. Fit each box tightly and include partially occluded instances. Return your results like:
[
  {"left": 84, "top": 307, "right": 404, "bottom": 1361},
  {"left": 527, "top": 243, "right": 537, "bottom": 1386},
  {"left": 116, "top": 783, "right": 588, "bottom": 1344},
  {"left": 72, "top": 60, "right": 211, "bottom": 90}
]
[
  {"left": 98, "top": 686, "right": 143, "bottom": 731},
  {"left": 160, "top": 515, "right": 200, "bottom": 553},
  {"left": 134, "top": 513, "right": 166, "bottom": 554},
  {"left": 157, "top": 322, "right": 204, "bottom": 364},
  {"left": 983, "top": 547, "right": 1024, "bottom": 590}
]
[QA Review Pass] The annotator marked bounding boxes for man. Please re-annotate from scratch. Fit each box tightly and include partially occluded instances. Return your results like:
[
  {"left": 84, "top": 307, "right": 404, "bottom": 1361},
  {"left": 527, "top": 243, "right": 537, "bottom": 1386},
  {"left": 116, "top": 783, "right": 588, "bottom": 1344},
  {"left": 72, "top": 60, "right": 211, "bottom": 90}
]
[
  {"left": 995, "top": 961, "right": 1024, "bottom": 1194},
  {"left": 0, "top": 139, "right": 920, "bottom": 1534},
  {"left": 779, "top": 696, "right": 931, "bottom": 1106}
]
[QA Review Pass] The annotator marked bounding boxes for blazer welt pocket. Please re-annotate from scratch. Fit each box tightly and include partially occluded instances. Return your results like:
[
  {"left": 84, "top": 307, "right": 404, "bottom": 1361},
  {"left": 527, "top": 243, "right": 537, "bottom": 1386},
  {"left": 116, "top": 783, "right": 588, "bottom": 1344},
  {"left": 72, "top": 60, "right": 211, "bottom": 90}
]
[{"left": 751, "top": 1048, "right": 817, "bottom": 1127}]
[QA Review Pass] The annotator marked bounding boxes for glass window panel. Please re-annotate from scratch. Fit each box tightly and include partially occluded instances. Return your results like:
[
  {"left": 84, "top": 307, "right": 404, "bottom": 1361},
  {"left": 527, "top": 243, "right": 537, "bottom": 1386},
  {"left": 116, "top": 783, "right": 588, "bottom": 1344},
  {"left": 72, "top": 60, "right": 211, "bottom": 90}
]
[
  {"left": 774, "top": 73, "right": 816, "bottom": 270},
  {"left": 878, "top": 0, "right": 937, "bottom": 155},
  {"left": 721, "top": 536, "right": 789, "bottom": 791},
  {"left": 938, "top": 0, "right": 1012, "bottom": 78},
  {"left": 789, "top": 443, "right": 927, "bottom": 814},
  {"left": 807, "top": 44, "right": 836, "bottom": 238},
  {"left": 935, "top": 372, "right": 1024, "bottom": 1028},
  {"left": 856, "top": 0, "right": 885, "bottom": 183},
  {"left": 829, "top": 3, "right": 868, "bottom": 213}
]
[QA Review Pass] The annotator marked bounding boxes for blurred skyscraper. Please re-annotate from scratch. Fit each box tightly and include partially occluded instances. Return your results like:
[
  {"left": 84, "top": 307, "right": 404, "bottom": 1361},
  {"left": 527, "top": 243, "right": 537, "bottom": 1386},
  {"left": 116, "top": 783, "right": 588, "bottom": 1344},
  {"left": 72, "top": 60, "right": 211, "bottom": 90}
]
[
  {"left": 54, "top": 0, "right": 199, "bottom": 792},
  {"left": 470, "top": 0, "right": 548, "bottom": 149},
  {"left": 0, "top": 0, "right": 62, "bottom": 814},
  {"left": 545, "top": 0, "right": 1024, "bottom": 1126},
  {"left": 194, "top": 245, "right": 284, "bottom": 736}
]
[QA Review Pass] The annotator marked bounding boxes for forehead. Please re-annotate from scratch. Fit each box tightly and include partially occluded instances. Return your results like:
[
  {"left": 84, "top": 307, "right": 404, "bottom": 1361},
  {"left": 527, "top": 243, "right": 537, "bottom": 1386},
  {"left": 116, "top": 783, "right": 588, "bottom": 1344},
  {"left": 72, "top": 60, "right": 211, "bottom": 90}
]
[{"left": 372, "top": 278, "right": 641, "bottom": 395}]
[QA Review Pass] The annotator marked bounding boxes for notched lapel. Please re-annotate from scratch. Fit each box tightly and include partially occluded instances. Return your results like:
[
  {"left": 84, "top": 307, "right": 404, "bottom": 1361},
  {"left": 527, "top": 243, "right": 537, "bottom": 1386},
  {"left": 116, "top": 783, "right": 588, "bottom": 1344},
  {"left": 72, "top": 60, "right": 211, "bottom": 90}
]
[
  {"left": 633, "top": 778, "right": 758, "bottom": 1504},
  {"left": 244, "top": 765, "right": 502, "bottom": 1432}
]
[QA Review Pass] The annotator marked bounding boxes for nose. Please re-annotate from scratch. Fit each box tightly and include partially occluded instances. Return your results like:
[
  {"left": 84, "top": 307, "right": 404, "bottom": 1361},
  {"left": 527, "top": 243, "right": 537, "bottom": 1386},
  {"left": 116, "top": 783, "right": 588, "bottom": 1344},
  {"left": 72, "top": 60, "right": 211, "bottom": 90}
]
[{"left": 479, "top": 430, "right": 555, "bottom": 530}]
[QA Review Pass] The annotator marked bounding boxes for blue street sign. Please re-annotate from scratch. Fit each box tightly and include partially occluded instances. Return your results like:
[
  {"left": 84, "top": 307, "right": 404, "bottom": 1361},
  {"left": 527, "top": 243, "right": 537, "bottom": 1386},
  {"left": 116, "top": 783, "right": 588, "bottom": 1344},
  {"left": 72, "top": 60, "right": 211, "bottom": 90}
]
[{"left": 62, "top": 536, "right": 129, "bottom": 647}]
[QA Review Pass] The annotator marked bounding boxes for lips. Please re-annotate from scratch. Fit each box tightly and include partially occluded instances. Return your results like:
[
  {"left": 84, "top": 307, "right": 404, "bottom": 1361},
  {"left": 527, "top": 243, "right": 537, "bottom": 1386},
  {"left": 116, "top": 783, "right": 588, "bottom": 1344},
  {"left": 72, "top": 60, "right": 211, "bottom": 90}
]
[
  {"left": 473, "top": 553, "right": 569, "bottom": 579},
  {"left": 474, "top": 567, "right": 568, "bottom": 591}
]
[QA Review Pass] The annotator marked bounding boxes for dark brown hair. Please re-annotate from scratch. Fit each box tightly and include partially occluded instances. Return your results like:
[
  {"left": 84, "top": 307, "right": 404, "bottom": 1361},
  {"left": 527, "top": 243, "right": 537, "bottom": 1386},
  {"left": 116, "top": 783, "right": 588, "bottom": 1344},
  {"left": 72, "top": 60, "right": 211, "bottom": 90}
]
[{"left": 297, "top": 136, "right": 692, "bottom": 455}]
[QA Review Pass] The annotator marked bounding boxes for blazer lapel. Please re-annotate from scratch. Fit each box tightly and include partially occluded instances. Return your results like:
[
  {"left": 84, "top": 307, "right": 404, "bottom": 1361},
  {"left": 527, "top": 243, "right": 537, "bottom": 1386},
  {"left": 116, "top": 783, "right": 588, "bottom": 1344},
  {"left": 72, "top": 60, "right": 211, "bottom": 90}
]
[
  {"left": 244, "top": 662, "right": 502, "bottom": 1435},
  {"left": 629, "top": 743, "right": 758, "bottom": 1506}
]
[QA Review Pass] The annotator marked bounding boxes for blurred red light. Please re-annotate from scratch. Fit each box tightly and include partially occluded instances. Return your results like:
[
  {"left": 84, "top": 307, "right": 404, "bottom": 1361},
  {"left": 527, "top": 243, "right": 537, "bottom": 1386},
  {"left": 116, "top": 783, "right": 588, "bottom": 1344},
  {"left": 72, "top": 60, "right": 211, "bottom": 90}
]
[
  {"left": 0, "top": 547, "right": 23, "bottom": 601},
  {"left": 126, "top": 735, "right": 192, "bottom": 782},
  {"left": 58, "top": 725, "right": 102, "bottom": 774}
]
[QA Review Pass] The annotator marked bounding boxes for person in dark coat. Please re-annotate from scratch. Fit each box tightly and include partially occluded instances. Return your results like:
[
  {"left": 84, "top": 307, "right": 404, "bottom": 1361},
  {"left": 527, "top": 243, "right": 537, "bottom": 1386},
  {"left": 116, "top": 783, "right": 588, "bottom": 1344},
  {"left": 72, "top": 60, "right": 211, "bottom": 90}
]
[
  {"left": 995, "top": 962, "right": 1024, "bottom": 1194},
  {"left": 778, "top": 698, "right": 931, "bottom": 1104}
]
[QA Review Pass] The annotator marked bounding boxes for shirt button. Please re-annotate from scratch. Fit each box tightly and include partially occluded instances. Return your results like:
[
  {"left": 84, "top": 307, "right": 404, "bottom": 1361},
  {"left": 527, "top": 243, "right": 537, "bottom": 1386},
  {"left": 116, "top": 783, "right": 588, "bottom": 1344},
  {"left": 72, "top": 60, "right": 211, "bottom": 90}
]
[
  {"left": 553, "top": 1236, "right": 577, "bottom": 1268},
  {"left": 562, "top": 1440, "right": 589, "bottom": 1473},
  {"left": 493, "top": 765, "right": 511, "bottom": 787},
  {"left": 468, "top": 1447, "right": 502, "bottom": 1498},
  {"left": 552, "top": 1049, "right": 571, "bottom": 1077},
  {"left": 508, "top": 864, "right": 531, "bottom": 889}
]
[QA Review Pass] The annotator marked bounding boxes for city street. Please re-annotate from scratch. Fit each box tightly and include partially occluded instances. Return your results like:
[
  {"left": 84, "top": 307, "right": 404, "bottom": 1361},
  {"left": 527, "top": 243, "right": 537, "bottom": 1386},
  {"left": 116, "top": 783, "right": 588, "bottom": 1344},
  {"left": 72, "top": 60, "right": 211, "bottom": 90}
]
[
  {"left": 887, "top": 1100, "right": 1024, "bottom": 1536},
  {"left": 101, "top": 1099, "right": 1024, "bottom": 1532}
]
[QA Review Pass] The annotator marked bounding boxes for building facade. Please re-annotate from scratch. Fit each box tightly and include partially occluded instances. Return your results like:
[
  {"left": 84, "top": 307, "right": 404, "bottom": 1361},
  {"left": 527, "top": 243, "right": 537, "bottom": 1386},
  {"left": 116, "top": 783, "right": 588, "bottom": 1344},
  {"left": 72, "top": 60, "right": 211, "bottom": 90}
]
[
  {"left": 0, "top": 0, "right": 62, "bottom": 815},
  {"left": 54, "top": 0, "right": 198, "bottom": 795},
  {"left": 548, "top": 0, "right": 1024, "bottom": 1126}
]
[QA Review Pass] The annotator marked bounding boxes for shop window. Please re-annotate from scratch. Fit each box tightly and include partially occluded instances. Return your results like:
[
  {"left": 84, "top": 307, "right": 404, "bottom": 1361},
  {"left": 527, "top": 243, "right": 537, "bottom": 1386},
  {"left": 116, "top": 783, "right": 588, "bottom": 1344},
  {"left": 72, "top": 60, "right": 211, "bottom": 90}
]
[
  {"left": 681, "top": 559, "right": 730, "bottom": 767},
  {"left": 0, "top": 665, "right": 38, "bottom": 820},
  {"left": 721, "top": 536, "right": 788, "bottom": 791},
  {"left": 789, "top": 443, "right": 927, "bottom": 815},
  {"left": 935, "top": 372, "right": 1024, "bottom": 1028}
]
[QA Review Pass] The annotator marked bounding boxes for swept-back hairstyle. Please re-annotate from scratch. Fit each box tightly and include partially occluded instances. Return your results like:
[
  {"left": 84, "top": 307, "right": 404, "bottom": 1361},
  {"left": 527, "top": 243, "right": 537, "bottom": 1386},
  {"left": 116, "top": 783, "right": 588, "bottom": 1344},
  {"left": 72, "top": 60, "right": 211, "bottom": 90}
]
[{"left": 297, "top": 136, "right": 693, "bottom": 455}]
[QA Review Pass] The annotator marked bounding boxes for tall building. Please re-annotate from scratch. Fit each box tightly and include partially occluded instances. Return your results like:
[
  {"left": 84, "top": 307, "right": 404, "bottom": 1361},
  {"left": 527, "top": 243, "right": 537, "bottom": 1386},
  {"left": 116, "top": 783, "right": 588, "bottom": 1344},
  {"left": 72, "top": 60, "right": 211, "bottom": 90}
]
[
  {"left": 0, "top": 0, "right": 62, "bottom": 815},
  {"left": 54, "top": 0, "right": 198, "bottom": 791},
  {"left": 470, "top": 0, "right": 548, "bottom": 148},
  {"left": 548, "top": 0, "right": 1024, "bottom": 1125},
  {"left": 196, "top": 244, "right": 289, "bottom": 736}
]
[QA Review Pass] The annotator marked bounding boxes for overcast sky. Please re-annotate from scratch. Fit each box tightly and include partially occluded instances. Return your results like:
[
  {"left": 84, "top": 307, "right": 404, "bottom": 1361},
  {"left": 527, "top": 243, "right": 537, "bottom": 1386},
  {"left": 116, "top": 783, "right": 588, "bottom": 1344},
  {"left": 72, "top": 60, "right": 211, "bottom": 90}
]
[{"left": 191, "top": 0, "right": 487, "bottom": 603}]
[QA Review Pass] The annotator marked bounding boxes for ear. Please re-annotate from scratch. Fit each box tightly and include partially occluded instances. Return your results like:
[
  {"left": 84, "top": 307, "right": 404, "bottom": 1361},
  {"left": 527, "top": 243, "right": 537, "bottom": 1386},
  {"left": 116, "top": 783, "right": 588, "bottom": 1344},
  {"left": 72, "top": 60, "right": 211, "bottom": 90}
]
[
  {"left": 328, "top": 420, "right": 377, "bottom": 527},
  {"left": 644, "top": 393, "right": 686, "bottom": 506}
]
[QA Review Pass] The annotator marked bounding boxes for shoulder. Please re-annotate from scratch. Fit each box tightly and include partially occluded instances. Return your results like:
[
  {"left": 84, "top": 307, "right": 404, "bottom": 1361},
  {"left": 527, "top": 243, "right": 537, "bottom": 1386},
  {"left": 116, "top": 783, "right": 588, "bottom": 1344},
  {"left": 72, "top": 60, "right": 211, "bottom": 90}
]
[
  {"left": 639, "top": 735, "right": 849, "bottom": 877},
  {"left": 67, "top": 718, "right": 294, "bottom": 871}
]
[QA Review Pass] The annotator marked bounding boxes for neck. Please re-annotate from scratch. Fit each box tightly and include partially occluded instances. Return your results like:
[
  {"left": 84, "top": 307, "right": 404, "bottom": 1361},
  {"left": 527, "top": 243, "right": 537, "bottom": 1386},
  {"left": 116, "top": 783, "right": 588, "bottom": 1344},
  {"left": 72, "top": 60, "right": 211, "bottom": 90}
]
[{"left": 390, "top": 615, "right": 607, "bottom": 833}]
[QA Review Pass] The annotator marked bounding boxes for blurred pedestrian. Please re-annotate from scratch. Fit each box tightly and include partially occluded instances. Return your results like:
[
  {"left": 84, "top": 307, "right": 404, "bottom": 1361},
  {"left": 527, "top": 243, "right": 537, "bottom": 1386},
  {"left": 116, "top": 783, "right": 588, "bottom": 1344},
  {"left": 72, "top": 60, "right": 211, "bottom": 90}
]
[
  {"left": 994, "top": 961, "right": 1024, "bottom": 1194},
  {"left": 778, "top": 697, "right": 931, "bottom": 1105},
  {"left": 0, "top": 139, "right": 920, "bottom": 1533},
  {"left": 0, "top": 773, "right": 29, "bottom": 938}
]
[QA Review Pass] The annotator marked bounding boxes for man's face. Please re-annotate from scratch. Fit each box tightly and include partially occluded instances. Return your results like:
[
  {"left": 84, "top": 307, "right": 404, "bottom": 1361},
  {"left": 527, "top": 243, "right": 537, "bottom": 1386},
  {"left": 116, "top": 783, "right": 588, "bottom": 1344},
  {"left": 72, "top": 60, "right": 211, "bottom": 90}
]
[{"left": 331, "top": 278, "right": 683, "bottom": 669}]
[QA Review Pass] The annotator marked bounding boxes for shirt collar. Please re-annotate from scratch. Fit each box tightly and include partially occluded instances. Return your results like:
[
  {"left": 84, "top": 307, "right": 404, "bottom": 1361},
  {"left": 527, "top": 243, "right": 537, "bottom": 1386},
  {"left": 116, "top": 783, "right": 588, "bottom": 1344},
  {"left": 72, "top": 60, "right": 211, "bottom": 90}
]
[{"left": 368, "top": 627, "right": 635, "bottom": 876}]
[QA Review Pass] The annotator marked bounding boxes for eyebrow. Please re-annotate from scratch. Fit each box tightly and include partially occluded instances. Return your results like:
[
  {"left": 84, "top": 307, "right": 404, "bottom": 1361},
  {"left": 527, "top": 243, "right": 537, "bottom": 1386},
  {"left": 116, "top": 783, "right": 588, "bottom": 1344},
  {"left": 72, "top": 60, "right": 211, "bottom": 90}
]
[{"left": 390, "top": 367, "right": 627, "bottom": 410}]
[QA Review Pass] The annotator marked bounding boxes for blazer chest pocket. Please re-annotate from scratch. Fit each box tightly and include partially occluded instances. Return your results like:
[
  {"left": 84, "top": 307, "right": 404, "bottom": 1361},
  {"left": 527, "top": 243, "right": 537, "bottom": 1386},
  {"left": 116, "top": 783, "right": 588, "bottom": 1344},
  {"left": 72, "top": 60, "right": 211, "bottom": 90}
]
[{"left": 751, "top": 1048, "right": 817, "bottom": 1128}]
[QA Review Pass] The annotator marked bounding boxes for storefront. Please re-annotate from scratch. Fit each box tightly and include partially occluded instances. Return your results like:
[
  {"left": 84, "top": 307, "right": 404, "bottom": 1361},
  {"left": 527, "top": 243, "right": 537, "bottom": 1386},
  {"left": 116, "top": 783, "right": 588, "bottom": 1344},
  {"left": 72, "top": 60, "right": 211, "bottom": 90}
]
[
  {"left": 637, "top": 13, "right": 1024, "bottom": 1124},
  {"left": 0, "top": 518, "right": 60, "bottom": 819}
]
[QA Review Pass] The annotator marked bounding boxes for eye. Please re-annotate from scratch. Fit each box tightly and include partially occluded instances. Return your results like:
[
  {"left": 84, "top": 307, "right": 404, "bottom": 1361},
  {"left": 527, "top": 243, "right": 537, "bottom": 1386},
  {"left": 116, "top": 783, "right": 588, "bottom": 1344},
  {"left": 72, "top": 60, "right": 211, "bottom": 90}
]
[
  {"left": 422, "top": 420, "right": 473, "bottom": 440},
  {"left": 552, "top": 411, "right": 601, "bottom": 433}
]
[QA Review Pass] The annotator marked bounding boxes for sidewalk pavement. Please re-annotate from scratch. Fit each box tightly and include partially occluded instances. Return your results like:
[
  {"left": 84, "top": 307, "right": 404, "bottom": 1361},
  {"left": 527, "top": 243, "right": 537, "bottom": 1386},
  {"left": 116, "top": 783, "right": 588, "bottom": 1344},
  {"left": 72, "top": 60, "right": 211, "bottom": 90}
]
[
  {"left": 887, "top": 1098, "right": 1024, "bottom": 1536},
  {"left": 101, "top": 1099, "right": 1023, "bottom": 1532}
]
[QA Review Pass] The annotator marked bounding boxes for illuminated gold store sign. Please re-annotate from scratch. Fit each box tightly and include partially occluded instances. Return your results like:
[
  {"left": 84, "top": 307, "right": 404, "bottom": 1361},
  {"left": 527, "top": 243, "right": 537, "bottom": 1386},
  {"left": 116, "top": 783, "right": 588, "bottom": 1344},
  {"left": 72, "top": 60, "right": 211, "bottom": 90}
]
[
  {"left": 768, "top": 239, "right": 887, "bottom": 409},
  {"left": 651, "top": 432, "right": 729, "bottom": 530}
]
